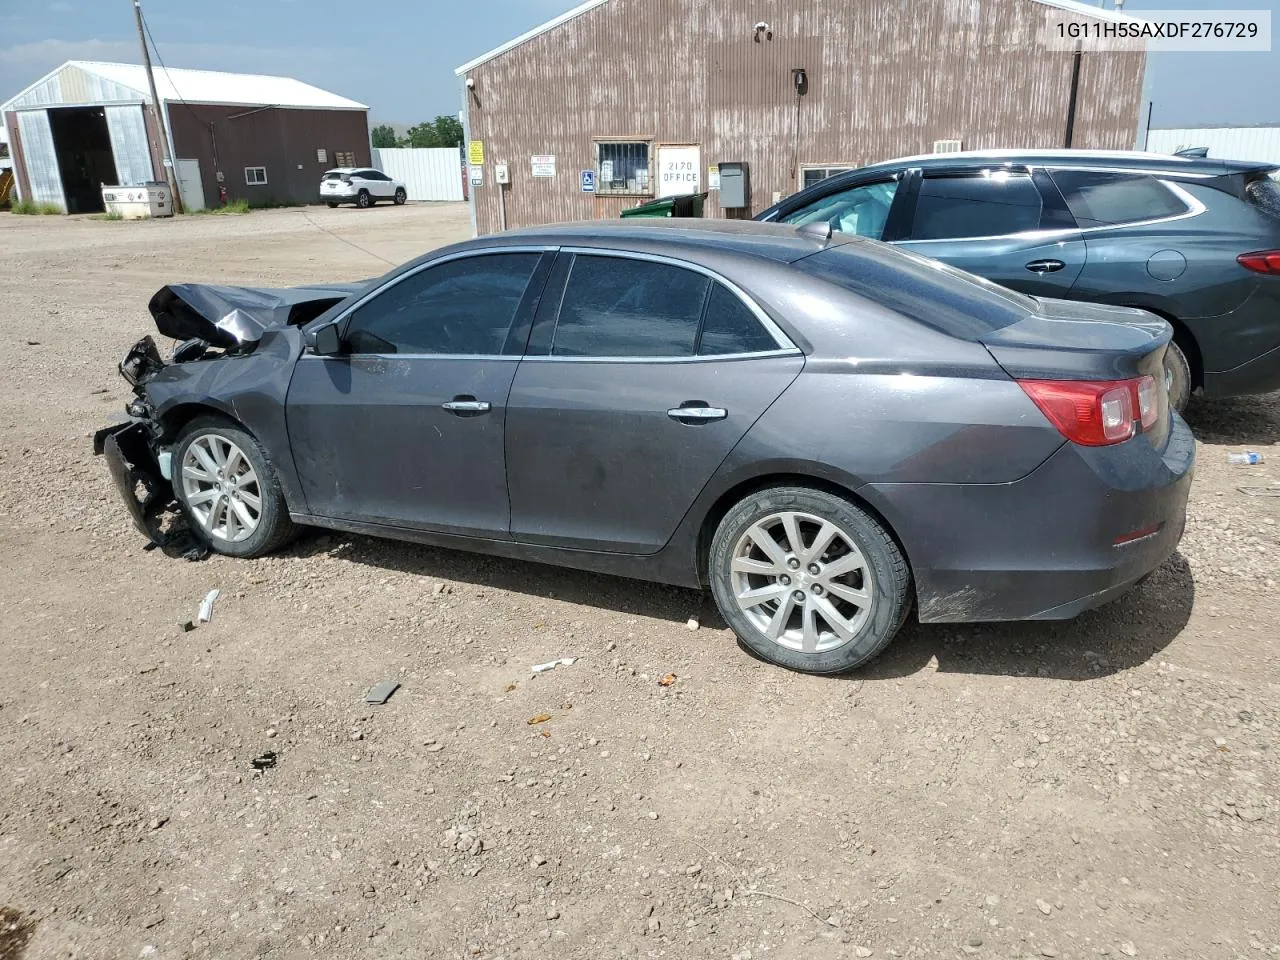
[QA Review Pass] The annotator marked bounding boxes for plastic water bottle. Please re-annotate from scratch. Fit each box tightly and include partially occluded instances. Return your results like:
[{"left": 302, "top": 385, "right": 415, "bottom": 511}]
[{"left": 1228, "top": 451, "right": 1265, "bottom": 465}]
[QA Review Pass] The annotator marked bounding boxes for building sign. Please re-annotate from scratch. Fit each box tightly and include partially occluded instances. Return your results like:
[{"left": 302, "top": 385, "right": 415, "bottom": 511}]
[
  {"left": 657, "top": 145, "right": 700, "bottom": 197},
  {"left": 708, "top": 165, "right": 720, "bottom": 190},
  {"left": 470, "top": 166, "right": 484, "bottom": 186},
  {"left": 316, "top": 148, "right": 328, "bottom": 164},
  {"left": 531, "top": 155, "right": 556, "bottom": 178},
  {"left": 580, "top": 170, "right": 596, "bottom": 193},
  {"left": 468, "top": 140, "right": 485, "bottom": 165}
]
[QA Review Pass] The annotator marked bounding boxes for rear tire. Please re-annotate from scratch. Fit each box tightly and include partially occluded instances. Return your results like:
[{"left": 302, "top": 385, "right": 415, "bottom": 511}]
[
  {"left": 171, "top": 416, "right": 298, "bottom": 559},
  {"left": 394, "top": 188, "right": 407, "bottom": 205},
  {"left": 326, "top": 202, "right": 338, "bottom": 208},
  {"left": 356, "top": 190, "right": 372, "bottom": 209},
  {"left": 1165, "top": 340, "right": 1192, "bottom": 414},
  {"left": 709, "top": 486, "right": 911, "bottom": 674}
]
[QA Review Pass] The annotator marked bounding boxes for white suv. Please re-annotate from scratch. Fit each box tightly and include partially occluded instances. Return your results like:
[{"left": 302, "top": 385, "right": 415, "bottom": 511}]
[{"left": 320, "top": 168, "right": 407, "bottom": 209}]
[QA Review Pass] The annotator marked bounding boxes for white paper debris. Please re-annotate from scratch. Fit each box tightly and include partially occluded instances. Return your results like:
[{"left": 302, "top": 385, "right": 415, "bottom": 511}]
[
  {"left": 197, "top": 589, "right": 220, "bottom": 624},
  {"left": 531, "top": 657, "right": 576, "bottom": 675}
]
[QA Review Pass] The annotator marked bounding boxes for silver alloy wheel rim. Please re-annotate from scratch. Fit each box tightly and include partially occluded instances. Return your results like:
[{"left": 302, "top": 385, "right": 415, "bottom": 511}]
[
  {"left": 730, "top": 511, "right": 873, "bottom": 654},
  {"left": 180, "top": 434, "right": 263, "bottom": 543}
]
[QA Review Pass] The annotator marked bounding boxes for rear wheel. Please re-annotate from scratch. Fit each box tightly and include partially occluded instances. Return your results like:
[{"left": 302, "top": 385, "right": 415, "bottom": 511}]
[
  {"left": 356, "top": 190, "right": 372, "bottom": 209},
  {"left": 326, "top": 202, "right": 338, "bottom": 208},
  {"left": 709, "top": 486, "right": 911, "bottom": 674},
  {"left": 394, "top": 188, "right": 407, "bottom": 205},
  {"left": 1164, "top": 340, "right": 1192, "bottom": 414},
  {"left": 172, "top": 417, "right": 297, "bottom": 559}
]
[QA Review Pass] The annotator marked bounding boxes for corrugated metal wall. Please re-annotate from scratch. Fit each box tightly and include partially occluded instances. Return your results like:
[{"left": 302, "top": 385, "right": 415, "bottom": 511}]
[
  {"left": 104, "top": 104, "right": 153, "bottom": 186},
  {"left": 16, "top": 110, "right": 65, "bottom": 209},
  {"left": 464, "top": 0, "right": 1145, "bottom": 234},
  {"left": 5, "top": 63, "right": 144, "bottom": 111},
  {"left": 1146, "top": 127, "right": 1280, "bottom": 167},
  {"left": 372, "top": 148, "right": 465, "bottom": 201}
]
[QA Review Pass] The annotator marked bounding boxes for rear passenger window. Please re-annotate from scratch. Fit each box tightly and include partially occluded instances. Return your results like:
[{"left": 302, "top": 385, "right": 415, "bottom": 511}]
[
  {"left": 909, "top": 173, "right": 1043, "bottom": 240},
  {"left": 698, "top": 284, "right": 778, "bottom": 355},
  {"left": 1049, "top": 170, "right": 1187, "bottom": 228},
  {"left": 552, "top": 256, "right": 709, "bottom": 357}
]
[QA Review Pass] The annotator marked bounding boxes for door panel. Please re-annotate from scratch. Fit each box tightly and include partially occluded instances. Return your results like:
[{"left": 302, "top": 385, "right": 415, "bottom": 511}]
[
  {"left": 505, "top": 355, "right": 804, "bottom": 553},
  {"left": 287, "top": 356, "right": 518, "bottom": 536},
  {"left": 895, "top": 234, "right": 1086, "bottom": 297}
]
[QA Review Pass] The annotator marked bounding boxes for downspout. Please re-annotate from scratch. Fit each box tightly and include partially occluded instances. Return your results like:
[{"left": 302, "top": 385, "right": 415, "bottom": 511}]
[
  {"left": 1063, "top": 43, "right": 1082, "bottom": 148},
  {"left": 460, "top": 74, "right": 478, "bottom": 238}
]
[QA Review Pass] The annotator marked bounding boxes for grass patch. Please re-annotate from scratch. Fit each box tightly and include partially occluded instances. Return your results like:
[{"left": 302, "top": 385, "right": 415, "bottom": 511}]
[
  {"left": 193, "top": 198, "right": 251, "bottom": 215},
  {"left": 90, "top": 211, "right": 125, "bottom": 221},
  {"left": 11, "top": 199, "right": 62, "bottom": 215}
]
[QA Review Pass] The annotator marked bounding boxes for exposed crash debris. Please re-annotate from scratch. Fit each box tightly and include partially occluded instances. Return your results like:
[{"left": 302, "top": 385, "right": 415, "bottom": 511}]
[
  {"left": 364, "top": 680, "right": 401, "bottom": 705},
  {"left": 250, "top": 751, "right": 278, "bottom": 770},
  {"left": 197, "top": 589, "right": 220, "bottom": 624},
  {"left": 531, "top": 657, "right": 576, "bottom": 675}
]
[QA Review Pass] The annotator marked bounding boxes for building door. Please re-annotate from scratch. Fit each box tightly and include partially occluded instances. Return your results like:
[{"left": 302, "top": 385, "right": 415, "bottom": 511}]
[
  {"left": 15, "top": 110, "right": 65, "bottom": 210},
  {"left": 47, "top": 106, "right": 116, "bottom": 214},
  {"left": 175, "top": 159, "right": 205, "bottom": 212}
]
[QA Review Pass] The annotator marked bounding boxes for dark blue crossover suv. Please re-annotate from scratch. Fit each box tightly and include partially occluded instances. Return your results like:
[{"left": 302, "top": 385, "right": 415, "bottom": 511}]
[{"left": 758, "top": 149, "right": 1280, "bottom": 410}]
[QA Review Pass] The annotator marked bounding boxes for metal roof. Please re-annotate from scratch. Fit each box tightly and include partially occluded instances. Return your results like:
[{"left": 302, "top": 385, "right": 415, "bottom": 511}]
[
  {"left": 2, "top": 60, "right": 367, "bottom": 113},
  {"left": 455, "top": 0, "right": 1132, "bottom": 75}
]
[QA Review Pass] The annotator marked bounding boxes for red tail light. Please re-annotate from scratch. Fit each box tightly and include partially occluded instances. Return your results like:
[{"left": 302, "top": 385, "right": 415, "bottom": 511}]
[
  {"left": 1237, "top": 249, "right": 1280, "bottom": 274},
  {"left": 1017, "top": 375, "right": 1158, "bottom": 446}
]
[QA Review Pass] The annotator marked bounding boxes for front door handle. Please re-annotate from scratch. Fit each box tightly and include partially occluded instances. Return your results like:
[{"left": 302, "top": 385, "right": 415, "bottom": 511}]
[
  {"left": 1025, "top": 259, "right": 1066, "bottom": 274},
  {"left": 667, "top": 403, "right": 728, "bottom": 424},
  {"left": 442, "top": 396, "right": 491, "bottom": 415}
]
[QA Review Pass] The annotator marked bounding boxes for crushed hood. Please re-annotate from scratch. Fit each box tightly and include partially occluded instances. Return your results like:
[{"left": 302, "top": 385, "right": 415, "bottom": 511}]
[{"left": 147, "top": 281, "right": 369, "bottom": 349}]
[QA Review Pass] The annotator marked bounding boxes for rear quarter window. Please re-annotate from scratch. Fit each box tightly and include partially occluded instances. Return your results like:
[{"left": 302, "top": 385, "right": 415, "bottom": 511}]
[
  {"left": 1049, "top": 170, "right": 1187, "bottom": 228},
  {"left": 794, "top": 240, "right": 1032, "bottom": 338}
]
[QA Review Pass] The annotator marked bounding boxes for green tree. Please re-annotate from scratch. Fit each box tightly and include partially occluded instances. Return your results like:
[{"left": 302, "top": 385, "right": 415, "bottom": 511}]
[
  {"left": 370, "top": 124, "right": 400, "bottom": 149},
  {"left": 403, "top": 116, "right": 465, "bottom": 149},
  {"left": 404, "top": 121, "right": 440, "bottom": 148}
]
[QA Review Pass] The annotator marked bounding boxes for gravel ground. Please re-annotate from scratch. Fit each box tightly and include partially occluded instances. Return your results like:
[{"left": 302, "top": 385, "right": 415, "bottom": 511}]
[{"left": 1, "top": 204, "right": 1278, "bottom": 960}]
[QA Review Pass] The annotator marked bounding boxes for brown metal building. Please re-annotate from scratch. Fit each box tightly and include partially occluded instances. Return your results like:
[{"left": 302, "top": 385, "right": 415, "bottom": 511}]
[
  {"left": 456, "top": 0, "right": 1147, "bottom": 235},
  {"left": 1, "top": 61, "right": 370, "bottom": 212}
]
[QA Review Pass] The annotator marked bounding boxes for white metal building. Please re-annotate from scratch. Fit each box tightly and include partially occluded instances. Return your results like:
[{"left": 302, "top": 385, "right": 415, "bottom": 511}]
[{"left": 1145, "top": 125, "right": 1280, "bottom": 168}]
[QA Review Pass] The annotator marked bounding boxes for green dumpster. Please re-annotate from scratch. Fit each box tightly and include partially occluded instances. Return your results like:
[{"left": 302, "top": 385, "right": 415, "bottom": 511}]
[{"left": 619, "top": 192, "right": 708, "bottom": 218}]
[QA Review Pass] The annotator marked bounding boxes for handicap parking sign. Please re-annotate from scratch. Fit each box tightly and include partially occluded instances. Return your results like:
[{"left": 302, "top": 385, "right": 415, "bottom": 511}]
[{"left": 580, "top": 170, "right": 596, "bottom": 193}]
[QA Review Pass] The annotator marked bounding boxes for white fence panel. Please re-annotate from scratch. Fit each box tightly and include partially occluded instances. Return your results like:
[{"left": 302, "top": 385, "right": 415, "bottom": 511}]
[
  {"left": 373, "top": 147, "right": 464, "bottom": 201},
  {"left": 1146, "top": 126, "right": 1280, "bottom": 166}
]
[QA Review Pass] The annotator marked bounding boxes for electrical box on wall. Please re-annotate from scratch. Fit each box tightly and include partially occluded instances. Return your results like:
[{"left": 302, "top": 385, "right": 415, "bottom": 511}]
[
  {"left": 718, "top": 162, "right": 749, "bottom": 209},
  {"left": 495, "top": 163, "right": 510, "bottom": 184}
]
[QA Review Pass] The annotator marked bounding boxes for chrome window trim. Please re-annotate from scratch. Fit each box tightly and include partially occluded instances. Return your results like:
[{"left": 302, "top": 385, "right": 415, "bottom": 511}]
[
  {"left": 898, "top": 173, "right": 1205, "bottom": 245},
  {"left": 300, "top": 353, "right": 520, "bottom": 362},
  {"left": 517, "top": 349, "right": 801, "bottom": 365},
  {"left": 552, "top": 246, "right": 800, "bottom": 359}
]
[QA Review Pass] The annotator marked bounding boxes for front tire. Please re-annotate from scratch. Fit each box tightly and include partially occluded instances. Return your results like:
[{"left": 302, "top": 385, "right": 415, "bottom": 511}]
[
  {"left": 356, "top": 190, "right": 372, "bottom": 209},
  {"left": 172, "top": 416, "right": 297, "bottom": 559},
  {"left": 1165, "top": 340, "right": 1192, "bottom": 414},
  {"left": 709, "top": 487, "right": 911, "bottom": 675},
  {"left": 393, "top": 188, "right": 406, "bottom": 205}
]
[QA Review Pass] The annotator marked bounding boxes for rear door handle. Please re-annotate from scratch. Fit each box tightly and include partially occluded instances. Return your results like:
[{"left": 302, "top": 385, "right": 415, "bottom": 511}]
[
  {"left": 667, "top": 403, "right": 728, "bottom": 423},
  {"left": 1025, "top": 259, "right": 1066, "bottom": 274},
  {"left": 442, "top": 397, "right": 491, "bottom": 415}
]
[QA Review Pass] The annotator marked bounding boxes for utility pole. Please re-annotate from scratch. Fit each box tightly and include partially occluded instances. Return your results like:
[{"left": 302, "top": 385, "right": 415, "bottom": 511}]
[{"left": 132, "top": 0, "right": 182, "bottom": 213}]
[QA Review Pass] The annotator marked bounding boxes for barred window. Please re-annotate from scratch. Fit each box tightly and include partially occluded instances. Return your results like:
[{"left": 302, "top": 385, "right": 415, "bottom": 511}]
[{"left": 595, "top": 140, "right": 652, "bottom": 196}]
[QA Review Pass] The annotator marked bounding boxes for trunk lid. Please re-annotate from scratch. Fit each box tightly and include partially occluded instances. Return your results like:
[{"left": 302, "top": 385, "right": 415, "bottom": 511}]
[{"left": 980, "top": 296, "right": 1172, "bottom": 448}]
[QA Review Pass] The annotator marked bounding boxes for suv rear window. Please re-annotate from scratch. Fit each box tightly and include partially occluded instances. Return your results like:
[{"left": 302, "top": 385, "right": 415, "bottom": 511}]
[
  {"left": 323, "top": 171, "right": 345, "bottom": 180},
  {"left": 1049, "top": 170, "right": 1187, "bottom": 228},
  {"left": 795, "top": 240, "right": 1032, "bottom": 339}
]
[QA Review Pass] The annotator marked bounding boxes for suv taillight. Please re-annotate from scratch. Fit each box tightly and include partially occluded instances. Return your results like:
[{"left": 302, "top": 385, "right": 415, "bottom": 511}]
[
  {"left": 1017, "top": 375, "right": 1159, "bottom": 446},
  {"left": 1237, "top": 249, "right": 1280, "bottom": 274}
]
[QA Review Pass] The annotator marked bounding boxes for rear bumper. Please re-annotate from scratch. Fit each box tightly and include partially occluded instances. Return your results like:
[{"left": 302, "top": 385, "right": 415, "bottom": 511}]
[
  {"left": 864, "top": 414, "right": 1196, "bottom": 623},
  {"left": 1201, "top": 338, "right": 1280, "bottom": 398},
  {"left": 320, "top": 190, "right": 358, "bottom": 203}
]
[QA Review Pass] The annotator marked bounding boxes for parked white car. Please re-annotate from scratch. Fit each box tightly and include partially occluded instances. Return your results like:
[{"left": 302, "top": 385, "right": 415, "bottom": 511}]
[{"left": 320, "top": 168, "right": 407, "bottom": 209}]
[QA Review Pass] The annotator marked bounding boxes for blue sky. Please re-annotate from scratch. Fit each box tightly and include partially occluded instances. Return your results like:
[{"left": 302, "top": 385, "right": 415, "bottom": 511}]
[{"left": 0, "top": 0, "right": 1277, "bottom": 128}]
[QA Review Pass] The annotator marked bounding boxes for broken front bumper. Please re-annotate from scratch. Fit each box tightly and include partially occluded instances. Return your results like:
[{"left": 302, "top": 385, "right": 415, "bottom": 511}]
[{"left": 93, "top": 420, "right": 173, "bottom": 544}]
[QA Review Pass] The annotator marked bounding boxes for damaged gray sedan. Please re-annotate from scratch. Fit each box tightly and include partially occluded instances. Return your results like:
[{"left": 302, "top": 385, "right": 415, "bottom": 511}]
[{"left": 97, "top": 220, "right": 1193, "bottom": 674}]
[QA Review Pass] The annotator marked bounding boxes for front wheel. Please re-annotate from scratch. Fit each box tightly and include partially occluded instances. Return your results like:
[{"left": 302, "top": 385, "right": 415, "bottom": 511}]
[
  {"left": 709, "top": 486, "right": 911, "bottom": 674},
  {"left": 1164, "top": 340, "right": 1192, "bottom": 414},
  {"left": 393, "top": 188, "right": 406, "bottom": 205},
  {"left": 172, "top": 417, "right": 297, "bottom": 558}
]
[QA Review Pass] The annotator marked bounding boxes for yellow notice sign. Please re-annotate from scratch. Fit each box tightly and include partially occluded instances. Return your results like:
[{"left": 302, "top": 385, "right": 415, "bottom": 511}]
[{"left": 468, "top": 140, "right": 485, "bottom": 165}]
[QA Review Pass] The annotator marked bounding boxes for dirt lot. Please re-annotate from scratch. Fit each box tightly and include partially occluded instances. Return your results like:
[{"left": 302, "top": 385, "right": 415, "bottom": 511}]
[{"left": 1, "top": 203, "right": 1278, "bottom": 960}]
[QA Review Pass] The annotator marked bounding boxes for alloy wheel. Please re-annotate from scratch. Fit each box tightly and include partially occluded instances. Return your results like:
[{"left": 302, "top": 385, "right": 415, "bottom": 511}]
[
  {"left": 181, "top": 434, "right": 263, "bottom": 542},
  {"left": 729, "top": 511, "right": 874, "bottom": 654}
]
